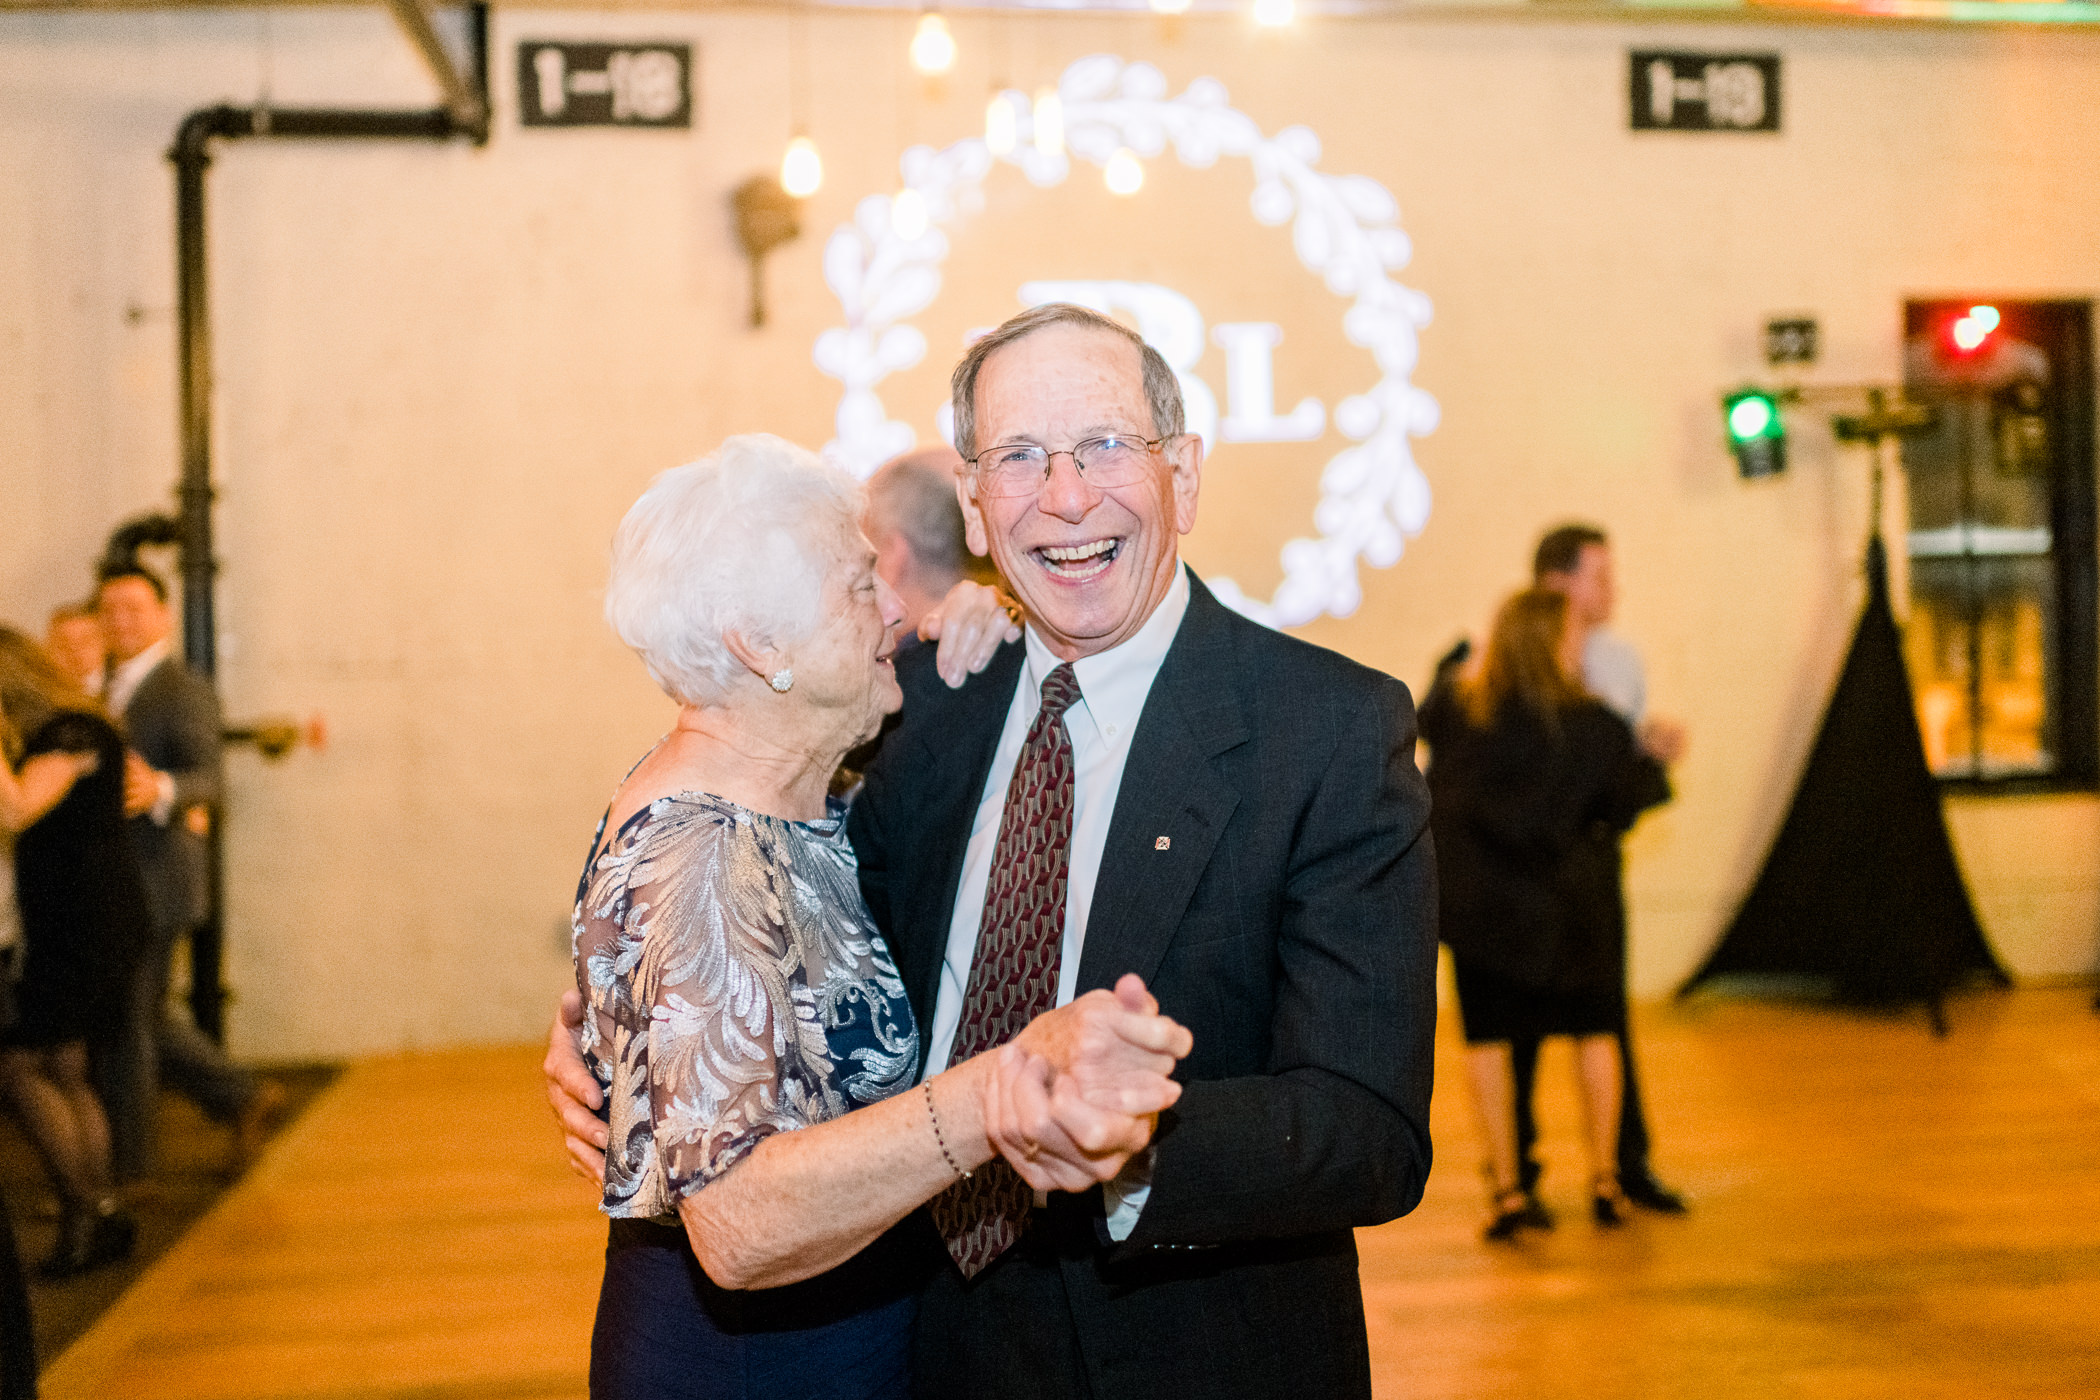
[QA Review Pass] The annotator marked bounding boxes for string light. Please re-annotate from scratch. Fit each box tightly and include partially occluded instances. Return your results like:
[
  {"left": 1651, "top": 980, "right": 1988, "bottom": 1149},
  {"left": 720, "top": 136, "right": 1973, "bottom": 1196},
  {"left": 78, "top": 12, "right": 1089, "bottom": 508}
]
[
  {"left": 910, "top": 12, "right": 957, "bottom": 75},
  {"left": 1104, "top": 148, "right": 1144, "bottom": 196},
  {"left": 781, "top": 6, "right": 818, "bottom": 198},
  {"left": 1253, "top": 0, "right": 1295, "bottom": 25},
  {"left": 892, "top": 187, "right": 930, "bottom": 239},
  {"left": 985, "top": 91, "right": 1018, "bottom": 157},
  {"left": 1033, "top": 87, "right": 1064, "bottom": 159},
  {"left": 780, "top": 134, "right": 823, "bottom": 197}
]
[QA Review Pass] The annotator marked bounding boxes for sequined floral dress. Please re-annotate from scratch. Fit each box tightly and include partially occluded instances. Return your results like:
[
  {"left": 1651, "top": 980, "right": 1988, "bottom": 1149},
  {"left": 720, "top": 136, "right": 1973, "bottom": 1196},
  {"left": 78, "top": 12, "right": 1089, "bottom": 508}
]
[{"left": 574, "top": 788, "right": 924, "bottom": 1400}]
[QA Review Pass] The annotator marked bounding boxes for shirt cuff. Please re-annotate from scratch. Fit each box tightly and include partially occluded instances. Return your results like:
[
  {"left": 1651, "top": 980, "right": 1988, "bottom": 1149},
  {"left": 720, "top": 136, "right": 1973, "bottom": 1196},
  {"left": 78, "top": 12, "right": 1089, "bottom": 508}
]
[
  {"left": 149, "top": 771, "right": 177, "bottom": 826},
  {"left": 1101, "top": 1146, "right": 1156, "bottom": 1242}
]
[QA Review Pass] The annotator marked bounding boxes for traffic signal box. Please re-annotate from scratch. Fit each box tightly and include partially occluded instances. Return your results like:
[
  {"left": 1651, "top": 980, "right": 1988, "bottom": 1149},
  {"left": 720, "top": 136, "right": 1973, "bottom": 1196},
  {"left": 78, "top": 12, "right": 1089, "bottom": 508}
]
[{"left": 1725, "top": 387, "right": 1787, "bottom": 479}]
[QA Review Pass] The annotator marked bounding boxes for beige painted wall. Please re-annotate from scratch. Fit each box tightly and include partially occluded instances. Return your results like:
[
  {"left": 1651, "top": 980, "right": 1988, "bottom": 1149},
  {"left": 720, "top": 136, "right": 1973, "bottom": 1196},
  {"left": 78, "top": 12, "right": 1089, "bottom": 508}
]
[{"left": 2, "top": 5, "right": 2095, "bottom": 1057}]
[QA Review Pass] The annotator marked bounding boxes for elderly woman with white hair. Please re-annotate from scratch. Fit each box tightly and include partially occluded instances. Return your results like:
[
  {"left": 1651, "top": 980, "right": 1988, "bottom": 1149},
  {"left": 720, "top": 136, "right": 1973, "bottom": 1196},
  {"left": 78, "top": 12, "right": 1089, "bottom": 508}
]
[{"left": 574, "top": 434, "right": 1190, "bottom": 1400}]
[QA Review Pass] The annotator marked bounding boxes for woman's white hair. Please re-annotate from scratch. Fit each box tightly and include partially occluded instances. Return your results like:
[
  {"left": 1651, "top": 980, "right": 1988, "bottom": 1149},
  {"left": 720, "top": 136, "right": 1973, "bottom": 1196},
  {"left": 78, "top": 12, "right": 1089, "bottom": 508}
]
[{"left": 606, "top": 434, "right": 866, "bottom": 706}]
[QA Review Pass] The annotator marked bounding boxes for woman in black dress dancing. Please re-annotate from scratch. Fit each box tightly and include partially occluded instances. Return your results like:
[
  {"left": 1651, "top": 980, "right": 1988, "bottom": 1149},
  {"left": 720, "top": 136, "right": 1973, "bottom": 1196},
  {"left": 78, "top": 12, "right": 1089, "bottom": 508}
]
[
  {"left": 0, "top": 627, "right": 149, "bottom": 1276},
  {"left": 1422, "top": 590, "right": 1670, "bottom": 1242}
]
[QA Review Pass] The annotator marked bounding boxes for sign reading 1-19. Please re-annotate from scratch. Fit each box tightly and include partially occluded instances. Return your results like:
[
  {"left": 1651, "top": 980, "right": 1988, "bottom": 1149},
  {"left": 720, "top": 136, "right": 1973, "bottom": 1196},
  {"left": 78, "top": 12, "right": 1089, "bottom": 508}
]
[{"left": 1629, "top": 51, "right": 1781, "bottom": 133}]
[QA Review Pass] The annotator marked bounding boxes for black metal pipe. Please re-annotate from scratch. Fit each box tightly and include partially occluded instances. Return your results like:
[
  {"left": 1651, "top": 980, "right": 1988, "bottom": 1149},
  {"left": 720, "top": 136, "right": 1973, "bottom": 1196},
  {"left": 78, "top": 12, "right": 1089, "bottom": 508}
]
[
  {"left": 172, "top": 115, "right": 219, "bottom": 679},
  {"left": 168, "top": 4, "right": 489, "bottom": 1040}
]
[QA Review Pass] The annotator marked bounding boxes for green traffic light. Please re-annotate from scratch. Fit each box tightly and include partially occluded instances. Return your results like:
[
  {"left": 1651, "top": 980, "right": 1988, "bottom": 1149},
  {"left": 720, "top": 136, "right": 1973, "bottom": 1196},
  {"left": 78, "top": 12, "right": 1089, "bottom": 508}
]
[
  {"left": 1728, "top": 394, "right": 1777, "bottom": 441},
  {"left": 1723, "top": 387, "right": 1787, "bottom": 478}
]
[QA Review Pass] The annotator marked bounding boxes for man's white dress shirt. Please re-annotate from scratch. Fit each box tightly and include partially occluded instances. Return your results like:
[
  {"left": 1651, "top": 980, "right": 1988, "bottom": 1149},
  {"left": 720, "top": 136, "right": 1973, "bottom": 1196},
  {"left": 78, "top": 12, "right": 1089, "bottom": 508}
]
[
  {"left": 919, "top": 566, "right": 1191, "bottom": 1239},
  {"left": 105, "top": 637, "right": 168, "bottom": 720},
  {"left": 1582, "top": 628, "right": 1646, "bottom": 724}
]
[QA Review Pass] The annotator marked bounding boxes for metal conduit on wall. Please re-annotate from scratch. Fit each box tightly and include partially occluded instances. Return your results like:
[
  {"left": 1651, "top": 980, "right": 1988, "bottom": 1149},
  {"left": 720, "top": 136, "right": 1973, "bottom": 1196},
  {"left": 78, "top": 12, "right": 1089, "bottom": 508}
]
[{"left": 168, "top": 2, "right": 491, "bottom": 1039}]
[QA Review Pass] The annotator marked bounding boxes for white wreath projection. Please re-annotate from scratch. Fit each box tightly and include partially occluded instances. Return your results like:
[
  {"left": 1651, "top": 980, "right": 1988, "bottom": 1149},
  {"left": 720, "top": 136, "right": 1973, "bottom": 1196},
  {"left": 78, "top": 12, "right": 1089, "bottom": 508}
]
[{"left": 814, "top": 54, "right": 1437, "bottom": 627}]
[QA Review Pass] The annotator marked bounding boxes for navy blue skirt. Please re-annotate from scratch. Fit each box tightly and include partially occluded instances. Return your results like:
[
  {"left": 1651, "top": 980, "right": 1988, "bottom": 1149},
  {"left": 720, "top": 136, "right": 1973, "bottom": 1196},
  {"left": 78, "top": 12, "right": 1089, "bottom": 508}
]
[{"left": 590, "top": 1217, "right": 925, "bottom": 1400}]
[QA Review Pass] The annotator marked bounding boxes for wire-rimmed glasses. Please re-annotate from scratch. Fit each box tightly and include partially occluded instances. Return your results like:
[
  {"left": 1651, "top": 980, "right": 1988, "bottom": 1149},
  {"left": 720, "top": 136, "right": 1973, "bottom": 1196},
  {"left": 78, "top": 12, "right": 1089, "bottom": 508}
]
[{"left": 965, "top": 434, "right": 1172, "bottom": 499}]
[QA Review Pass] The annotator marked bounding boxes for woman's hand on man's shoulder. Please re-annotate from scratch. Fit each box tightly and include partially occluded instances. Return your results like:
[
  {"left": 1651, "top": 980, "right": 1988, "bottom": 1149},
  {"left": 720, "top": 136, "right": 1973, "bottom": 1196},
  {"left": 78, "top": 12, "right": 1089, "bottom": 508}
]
[{"left": 919, "top": 580, "right": 1023, "bottom": 689}]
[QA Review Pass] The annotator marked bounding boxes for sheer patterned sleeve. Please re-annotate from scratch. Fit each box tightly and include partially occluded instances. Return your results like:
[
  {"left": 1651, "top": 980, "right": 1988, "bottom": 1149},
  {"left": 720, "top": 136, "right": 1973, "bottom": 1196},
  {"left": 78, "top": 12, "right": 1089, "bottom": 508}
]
[{"left": 588, "top": 807, "right": 844, "bottom": 1213}]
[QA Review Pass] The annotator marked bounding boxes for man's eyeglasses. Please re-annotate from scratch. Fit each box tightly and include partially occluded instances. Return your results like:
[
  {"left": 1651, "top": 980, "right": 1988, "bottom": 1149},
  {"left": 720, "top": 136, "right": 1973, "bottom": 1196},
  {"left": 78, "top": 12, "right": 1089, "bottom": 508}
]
[{"left": 965, "top": 435, "right": 1172, "bottom": 499}]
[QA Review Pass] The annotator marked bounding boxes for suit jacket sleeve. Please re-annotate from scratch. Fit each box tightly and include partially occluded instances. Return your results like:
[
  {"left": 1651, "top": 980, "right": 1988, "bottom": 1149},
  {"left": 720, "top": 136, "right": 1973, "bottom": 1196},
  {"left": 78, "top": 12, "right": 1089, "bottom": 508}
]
[
  {"left": 158, "top": 669, "right": 224, "bottom": 815},
  {"left": 847, "top": 752, "right": 896, "bottom": 965},
  {"left": 1591, "top": 717, "right": 1672, "bottom": 833},
  {"left": 1123, "top": 675, "right": 1438, "bottom": 1249}
]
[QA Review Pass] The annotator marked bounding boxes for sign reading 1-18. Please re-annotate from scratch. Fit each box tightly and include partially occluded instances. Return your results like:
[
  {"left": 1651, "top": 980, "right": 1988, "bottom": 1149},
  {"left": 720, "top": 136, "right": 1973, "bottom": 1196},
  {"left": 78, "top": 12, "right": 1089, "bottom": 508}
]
[{"left": 519, "top": 42, "right": 693, "bottom": 128}]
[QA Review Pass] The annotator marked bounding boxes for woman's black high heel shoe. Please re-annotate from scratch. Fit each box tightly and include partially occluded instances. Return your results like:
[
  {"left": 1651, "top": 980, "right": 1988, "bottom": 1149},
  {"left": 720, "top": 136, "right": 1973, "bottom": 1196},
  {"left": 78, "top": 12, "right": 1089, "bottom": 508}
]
[
  {"left": 1592, "top": 1174, "right": 1629, "bottom": 1229},
  {"left": 1485, "top": 1188, "right": 1546, "bottom": 1243}
]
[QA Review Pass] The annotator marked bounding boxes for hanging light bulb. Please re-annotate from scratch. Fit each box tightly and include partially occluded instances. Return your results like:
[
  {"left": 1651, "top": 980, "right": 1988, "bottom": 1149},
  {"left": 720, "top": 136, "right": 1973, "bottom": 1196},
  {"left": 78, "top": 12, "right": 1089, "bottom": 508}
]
[
  {"left": 985, "top": 90, "right": 1018, "bottom": 156},
  {"left": 892, "top": 187, "right": 930, "bottom": 240},
  {"left": 910, "top": 12, "right": 957, "bottom": 75},
  {"left": 1104, "top": 148, "right": 1144, "bottom": 196},
  {"left": 1033, "top": 87, "right": 1064, "bottom": 159},
  {"left": 1151, "top": 0, "right": 1193, "bottom": 13},
  {"left": 780, "top": 134, "right": 823, "bottom": 198},
  {"left": 1253, "top": 0, "right": 1294, "bottom": 25}
]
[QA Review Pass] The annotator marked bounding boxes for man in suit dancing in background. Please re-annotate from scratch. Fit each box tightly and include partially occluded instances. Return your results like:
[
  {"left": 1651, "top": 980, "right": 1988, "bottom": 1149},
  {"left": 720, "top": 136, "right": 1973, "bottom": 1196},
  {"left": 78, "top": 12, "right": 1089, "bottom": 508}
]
[
  {"left": 550, "top": 302, "right": 1439, "bottom": 1398},
  {"left": 94, "top": 567, "right": 284, "bottom": 1180}
]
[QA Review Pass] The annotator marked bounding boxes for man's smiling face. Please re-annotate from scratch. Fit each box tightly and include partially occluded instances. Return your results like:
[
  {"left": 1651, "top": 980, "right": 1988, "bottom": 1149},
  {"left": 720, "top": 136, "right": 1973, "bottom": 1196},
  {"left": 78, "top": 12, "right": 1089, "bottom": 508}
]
[{"left": 957, "top": 322, "right": 1202, "bottom": 662}]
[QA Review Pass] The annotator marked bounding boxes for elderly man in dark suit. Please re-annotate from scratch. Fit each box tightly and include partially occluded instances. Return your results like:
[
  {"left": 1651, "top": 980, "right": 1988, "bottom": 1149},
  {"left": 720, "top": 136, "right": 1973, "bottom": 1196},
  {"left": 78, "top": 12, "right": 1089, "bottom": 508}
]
[
  {"left": 550, "top": 303, "right": 1438, "bottom": 1399},
  {"left": 96, "top": 567, "right": 282, "bottom": 1177}
]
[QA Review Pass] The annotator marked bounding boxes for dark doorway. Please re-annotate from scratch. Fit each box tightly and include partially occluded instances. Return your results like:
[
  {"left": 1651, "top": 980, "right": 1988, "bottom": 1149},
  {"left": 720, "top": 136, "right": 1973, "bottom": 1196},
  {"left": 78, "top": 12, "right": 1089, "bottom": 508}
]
[{"left": 1901, "top": 299, "right": 2097, "bottom": 789}]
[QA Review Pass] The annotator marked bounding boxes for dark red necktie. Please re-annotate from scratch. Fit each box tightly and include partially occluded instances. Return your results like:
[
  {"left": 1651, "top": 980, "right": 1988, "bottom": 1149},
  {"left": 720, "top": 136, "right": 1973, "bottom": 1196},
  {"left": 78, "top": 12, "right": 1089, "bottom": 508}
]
[{"left": 930, "top": 661, "right": 1082, "bottom": 1277}]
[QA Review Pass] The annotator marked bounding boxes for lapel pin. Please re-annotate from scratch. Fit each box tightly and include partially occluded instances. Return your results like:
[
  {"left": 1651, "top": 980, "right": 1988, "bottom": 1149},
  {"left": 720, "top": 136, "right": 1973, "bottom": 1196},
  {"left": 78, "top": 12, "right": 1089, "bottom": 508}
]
[{"left": 1154, "top": 836, "right": 1171, "bottom": 851}]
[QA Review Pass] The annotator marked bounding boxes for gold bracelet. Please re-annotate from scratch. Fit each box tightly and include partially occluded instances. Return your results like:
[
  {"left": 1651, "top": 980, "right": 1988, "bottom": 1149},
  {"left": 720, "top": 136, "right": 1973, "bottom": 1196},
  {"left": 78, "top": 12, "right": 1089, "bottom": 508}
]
[{"left": 924, "top": 1080, "right": 970, "bottom": 1181}]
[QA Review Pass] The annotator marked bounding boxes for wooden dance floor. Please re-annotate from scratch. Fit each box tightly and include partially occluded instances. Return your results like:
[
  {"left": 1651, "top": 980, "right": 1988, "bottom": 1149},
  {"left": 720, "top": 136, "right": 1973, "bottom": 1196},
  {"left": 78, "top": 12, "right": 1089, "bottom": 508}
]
[{"left": 39, "top": 986, "right": 2100, "bottom": 1400}]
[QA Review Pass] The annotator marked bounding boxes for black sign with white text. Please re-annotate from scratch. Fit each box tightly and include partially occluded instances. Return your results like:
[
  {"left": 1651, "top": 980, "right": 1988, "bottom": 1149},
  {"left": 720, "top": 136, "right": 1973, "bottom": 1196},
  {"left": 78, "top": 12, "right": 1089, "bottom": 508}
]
[
  {"left": 1766, "top": 317, "right": 1819, "bottom": 366},
  {"left": 518, "top": 42, "right": 693, "bottom": 128},
  {"left": 1629, "top": 52, "right": 1781, "bottom": 133}
]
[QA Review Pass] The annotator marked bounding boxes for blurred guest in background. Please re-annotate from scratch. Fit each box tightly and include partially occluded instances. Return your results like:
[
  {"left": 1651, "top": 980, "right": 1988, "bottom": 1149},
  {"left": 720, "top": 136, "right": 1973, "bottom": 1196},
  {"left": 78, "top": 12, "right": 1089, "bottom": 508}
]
[
  {"left": 864, "top": 446, "right": 987, "bottom": 634},
  {"left": 0, "top": 801, "right": 35, "bottom": 1397},
  {"left": 42, "top": 605, "right": 105, "bottom": 701},
  {"left": 93, "top": 568, "right": 283, "bottom": 1180},
  {"left": 865, "top": 445, "right": 1018, "bottom": 687},
  {"left": 1527, "top": 524, "right": 1688, "bottom": 1215},
  {"left": 843, "top": 446, "right": 1019, "bottom": 775},
  {"left": 1421, "top": 589, "right": 1671, "bottom": 1241},
  {"left": 0, "top": 1166, "right": 31, "bottom": 1399},
  {"left": 0, "top": 627, "right": 147, "bottom": 1277}
]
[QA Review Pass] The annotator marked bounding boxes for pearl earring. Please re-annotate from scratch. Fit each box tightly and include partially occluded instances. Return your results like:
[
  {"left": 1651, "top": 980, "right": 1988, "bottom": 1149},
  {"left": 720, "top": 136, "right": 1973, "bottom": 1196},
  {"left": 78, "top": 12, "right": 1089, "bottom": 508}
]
[{"left": 770, "top": 669, "right": 793, "bottom": 693}]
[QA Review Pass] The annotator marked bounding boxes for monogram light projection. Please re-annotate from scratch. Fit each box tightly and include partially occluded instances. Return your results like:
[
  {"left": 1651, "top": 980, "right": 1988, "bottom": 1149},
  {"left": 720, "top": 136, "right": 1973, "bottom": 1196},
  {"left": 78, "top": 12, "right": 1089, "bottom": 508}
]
[{"left": 814, "top": 54, "right": 1437, "bottom": 627}]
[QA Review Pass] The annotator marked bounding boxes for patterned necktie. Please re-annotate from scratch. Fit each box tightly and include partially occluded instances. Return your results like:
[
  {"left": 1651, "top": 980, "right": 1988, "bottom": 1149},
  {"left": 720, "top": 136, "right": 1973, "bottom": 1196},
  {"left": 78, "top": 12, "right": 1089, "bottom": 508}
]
[{"left": 931, "top": 661, "right": 1083, "bottom": 1278}]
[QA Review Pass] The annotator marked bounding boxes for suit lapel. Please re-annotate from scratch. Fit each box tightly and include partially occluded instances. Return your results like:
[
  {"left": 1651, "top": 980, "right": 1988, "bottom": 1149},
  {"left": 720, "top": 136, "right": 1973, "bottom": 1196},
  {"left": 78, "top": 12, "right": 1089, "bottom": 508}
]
[
  {"left": 896, "top": 642, "right": 1025, "bottom": 1035},
  {"left": 121, "top": 658, "right": 170, "bottom": 727},
  {"left": 1075, "top": 573, "right": 1250, "bottom": 994}
]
